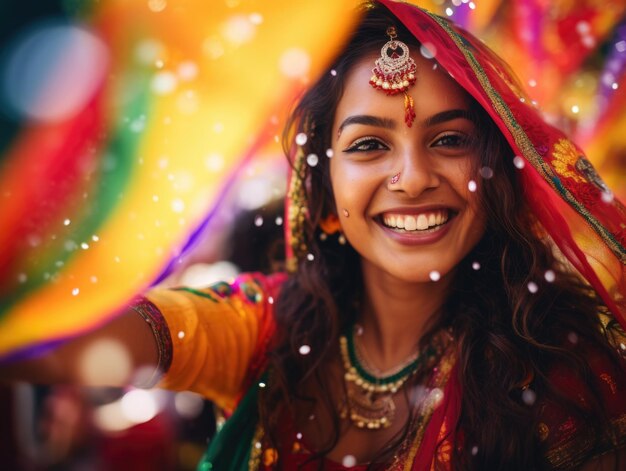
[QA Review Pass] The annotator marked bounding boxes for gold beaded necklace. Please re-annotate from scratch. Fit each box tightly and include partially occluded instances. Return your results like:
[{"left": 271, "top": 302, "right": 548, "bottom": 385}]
[{"left": 338, "top": 326, "right": 439, "bottom": 430}]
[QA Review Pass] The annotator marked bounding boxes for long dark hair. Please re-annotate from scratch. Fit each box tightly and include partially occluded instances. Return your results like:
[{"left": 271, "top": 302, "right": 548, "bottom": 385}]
[{"left": 259, "top": 3, "right": 622, "bottom": 469}]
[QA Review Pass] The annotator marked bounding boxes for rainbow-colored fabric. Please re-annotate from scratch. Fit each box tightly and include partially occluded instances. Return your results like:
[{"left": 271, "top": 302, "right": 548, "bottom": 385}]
[{"left": 0, "top": 0, "right": 358, "bottom": 360}]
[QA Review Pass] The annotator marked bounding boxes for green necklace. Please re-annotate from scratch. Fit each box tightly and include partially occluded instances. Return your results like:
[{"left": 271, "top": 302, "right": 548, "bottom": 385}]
[{"left": 339, "top": 325, "right": 435, "bottom": 429}]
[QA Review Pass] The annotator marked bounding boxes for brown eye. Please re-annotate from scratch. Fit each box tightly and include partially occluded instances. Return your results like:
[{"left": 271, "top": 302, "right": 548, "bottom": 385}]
[
  {"left": 432, "top": 133, "right": 470, "bottom": 148},
  {"left": 344, "top": 137, "right": 388, "bottom": 153}
]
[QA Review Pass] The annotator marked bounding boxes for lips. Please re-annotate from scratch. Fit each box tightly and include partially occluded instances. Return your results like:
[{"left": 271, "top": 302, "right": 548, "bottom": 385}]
[{"left": 381, "top": 209, "right": 450, "bottom": 232}]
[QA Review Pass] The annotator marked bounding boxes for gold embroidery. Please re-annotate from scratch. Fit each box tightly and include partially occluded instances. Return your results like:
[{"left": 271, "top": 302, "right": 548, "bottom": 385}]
[
  {"left": 248, "top": 424, "right": 264, "bottom": 471},
  {"left": 599, "top": 373, "right": 618, "bottom": 395},
  {"left": 551, "top": 139, "right": 585, "bottom": 183},
  {"left": 538, "top": 422, "right": 550, "bottom": 442},
  {"left": 434, "top": 422, "right": 452, "bottom": 469},
  {"left": 262, "top": 448, "right": 278, "bottom": 467},
  {"left": 545, "top": 413, "right": 626, "bottom": 469}
]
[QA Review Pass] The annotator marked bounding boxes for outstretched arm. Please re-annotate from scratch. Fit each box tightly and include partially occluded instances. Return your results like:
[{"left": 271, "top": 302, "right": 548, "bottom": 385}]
[{"left": 1, "top": 309, "right": 158, "bottom": 387}]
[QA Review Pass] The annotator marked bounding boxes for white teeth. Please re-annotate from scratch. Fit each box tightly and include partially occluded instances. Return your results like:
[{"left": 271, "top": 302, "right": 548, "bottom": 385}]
[
  {"left": 382, "top": 211, "right": 449, "bottom": 231},
  {"left": 404, "top": 216, "right": 417, "bottom": 231},
  {"left": 416, "top": 214, "right": 428, "bottom": 230}
]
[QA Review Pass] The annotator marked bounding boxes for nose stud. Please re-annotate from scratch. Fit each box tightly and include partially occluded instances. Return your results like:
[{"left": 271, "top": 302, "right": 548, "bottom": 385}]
[{"left": 390, "top": 172, "right": 401, "bottom": 185}]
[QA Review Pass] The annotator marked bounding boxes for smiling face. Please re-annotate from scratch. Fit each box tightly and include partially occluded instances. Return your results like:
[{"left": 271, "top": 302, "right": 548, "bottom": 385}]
[{"left": 329, "top": 53, "right": 486, "bottom": 284}]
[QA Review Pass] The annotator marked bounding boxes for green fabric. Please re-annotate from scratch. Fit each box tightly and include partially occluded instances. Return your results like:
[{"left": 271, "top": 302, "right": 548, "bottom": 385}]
[{"left": 198, "top": 376, "right": 263, "bottom": 471}]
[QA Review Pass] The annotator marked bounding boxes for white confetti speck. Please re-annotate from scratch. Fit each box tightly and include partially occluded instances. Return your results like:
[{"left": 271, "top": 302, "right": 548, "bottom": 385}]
[
  {"left": 148, "top": 0, "right": 167, "bottom": 12},
  {"left": 544, "top": 270, "right": 555, "bottom": 282},
  {"left": 275, "top": 216, "right": 283, "bottom": 226},
  {"left": 342, "top": 455, "right": 357, "bottom": 467},
  {"left": 601, "top": 191, "right": 614, "bottom": 203},
  {"left": 472, "top": 261, "right": 481, "bottom": 271},
  {"left": 171, "top": 198, "right": 185, "bottom": 213},
  {"left": 254, "top": 215, "right": 263, "bottom": 227},
  {"left": 151, "top": 71, "right": 177, "bottom": 94},
  {"left": 429, "top": 270, "right": 441, "bottom": 282},
  {"left": 330, "top": 69, "right": 337, "bottom": 76},
  {"left": 326, "top": 148, "right": 334, "bottom": 158},
  {"left": 527, "top": 281, "right": 538, "bottom": 293},
  {"left": 420, "top": 43, "right": 436, "bottom": 59},
  {"left": 17, "top": 273, "right": 27, "bottom": 283},
  {"left": 471, "top": 446, "right": 479, "bottom": 456},
  {"left": 467, "top": 180, "right": 477, "bottom": 192},
  {"left": 81, "top": 242, "right": 89, "bottom": 250},
  {"left": 306, "top": 253, "right": 315, "bottom": 261},
  {"left": 72, "top": 288, "right": 80, "bottom": 296},
  {"left": 63, "top": 218, "right": 71, "bottom": 226},
  {"left": 582, "top": 35, "right": 596, "bottom": 48},
  {"left": 177, "top": 61, "right": 198, "bottom": 81},
  {"left": 295, "top": 132, "right": 307, "bottom": 146},
  {"left": 268, "top": 296, "right": 274, "bottom": 304},
  {"left": 178, "top": 331, "right": 185, "bottom": 339},
  {"left": 522, "top": 388, "right": 536, "bottom": 406},
  {"left": 279, "top": 48, "right": 311, "bottom": 78},
  {"left": 479, "top": 167, "right": 493, "bottom": 179},
  {"left": 306, "top": 153, "right": 319, "bottom": 167},
  {"left": 91, "top": 235, "right": 99, "bottom": 242},
  {"left": 258, "top": 381, "right": 266, "bottom": 388},
  {"left": 568, "top": 332, "right": 578, "bottom": 344},
  {"left": 249, "top": 13, "right": 263, "bottom": 25},
  {"left": 299, "top": 345, "right": 311, "bottom": 355},
  {"left": 513, "top": 156, "right": 525, "bottom": 169},
  {"left": 576, "top": 21, "right": 590, "bottom": 35},
  {"left": 296, "top": 432, "right": 303, "bottom": 440}
]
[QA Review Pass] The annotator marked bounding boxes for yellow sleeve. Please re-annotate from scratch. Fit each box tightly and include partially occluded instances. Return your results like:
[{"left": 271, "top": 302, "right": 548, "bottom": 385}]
[{"left": 145, "top": 273, "right": 283, "bottom": 411}]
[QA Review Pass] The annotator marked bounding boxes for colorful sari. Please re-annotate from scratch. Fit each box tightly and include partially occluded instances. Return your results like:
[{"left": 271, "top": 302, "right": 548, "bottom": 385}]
[{"left": 137, "top": 0, "right": 626, "bottom": 469}]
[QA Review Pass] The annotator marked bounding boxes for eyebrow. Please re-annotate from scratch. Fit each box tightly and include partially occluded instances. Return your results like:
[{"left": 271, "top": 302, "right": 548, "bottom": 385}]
[
  {"left": 337, "top": 115, "right": 397, "bottom": 134},
  {"left": 423, "top": 109, "right": 475, "bottom": 127}
]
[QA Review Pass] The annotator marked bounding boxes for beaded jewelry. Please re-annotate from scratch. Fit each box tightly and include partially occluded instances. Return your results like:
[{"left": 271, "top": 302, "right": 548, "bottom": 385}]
[
  {"left": 369, "top": 26, "right": 417, "bottom": 127},
  {"left": 338, "top": 326, "right": 438, "bottom": 430}
]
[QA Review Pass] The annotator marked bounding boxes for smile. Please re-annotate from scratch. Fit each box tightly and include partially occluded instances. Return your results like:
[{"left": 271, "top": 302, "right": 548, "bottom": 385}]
[{"left": 381, "top": 210, "right": 450, "bottom": 232}]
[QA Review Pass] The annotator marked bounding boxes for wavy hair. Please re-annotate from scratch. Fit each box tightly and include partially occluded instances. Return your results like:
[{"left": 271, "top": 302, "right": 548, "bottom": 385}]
[{"left": 258, "top": 3, "right": 622, "bottom": 469}]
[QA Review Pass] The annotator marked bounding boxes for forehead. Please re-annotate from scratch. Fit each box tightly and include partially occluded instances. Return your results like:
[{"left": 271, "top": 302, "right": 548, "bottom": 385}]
[{"left": 334, "top": 52, "right": 473, "bottom": 128}]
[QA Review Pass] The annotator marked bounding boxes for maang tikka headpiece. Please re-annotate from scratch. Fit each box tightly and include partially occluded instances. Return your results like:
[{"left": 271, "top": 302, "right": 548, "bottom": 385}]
[{"left": 369, "top": 26, "right": 417, "bottom": 127}]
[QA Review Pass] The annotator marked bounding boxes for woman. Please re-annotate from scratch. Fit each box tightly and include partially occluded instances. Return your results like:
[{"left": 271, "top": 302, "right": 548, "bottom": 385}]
[{"left": 8, "top": 0, "right": 626, "bottom": 469}]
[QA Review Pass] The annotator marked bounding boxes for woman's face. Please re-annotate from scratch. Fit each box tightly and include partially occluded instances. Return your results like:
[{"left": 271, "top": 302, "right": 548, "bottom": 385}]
[{"left": 329, "top": 52, "right": 486, "bottom": 284}]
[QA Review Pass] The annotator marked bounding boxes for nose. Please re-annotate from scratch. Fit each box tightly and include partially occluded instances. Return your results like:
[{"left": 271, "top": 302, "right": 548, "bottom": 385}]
[{"left": 388, "top": 147, "right": 440, "bottom": 197}]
